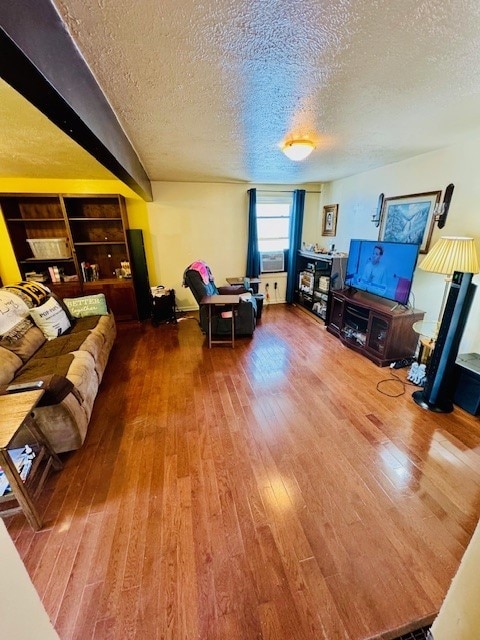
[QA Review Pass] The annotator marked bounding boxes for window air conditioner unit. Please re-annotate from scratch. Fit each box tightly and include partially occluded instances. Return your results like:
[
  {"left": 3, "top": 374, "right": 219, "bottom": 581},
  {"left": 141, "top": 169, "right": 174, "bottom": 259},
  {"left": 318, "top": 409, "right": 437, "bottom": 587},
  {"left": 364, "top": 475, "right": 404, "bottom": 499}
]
[{"left": 260, "top": 251, "right": 285, "bottom": 273}]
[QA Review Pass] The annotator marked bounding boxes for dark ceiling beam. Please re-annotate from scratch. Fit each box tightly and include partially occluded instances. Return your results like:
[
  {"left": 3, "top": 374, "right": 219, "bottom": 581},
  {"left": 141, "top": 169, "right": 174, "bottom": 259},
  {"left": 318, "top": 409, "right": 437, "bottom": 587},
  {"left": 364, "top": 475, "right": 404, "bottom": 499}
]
[{"left": 0, "top": 0, "right": 152, "bottom": 201}]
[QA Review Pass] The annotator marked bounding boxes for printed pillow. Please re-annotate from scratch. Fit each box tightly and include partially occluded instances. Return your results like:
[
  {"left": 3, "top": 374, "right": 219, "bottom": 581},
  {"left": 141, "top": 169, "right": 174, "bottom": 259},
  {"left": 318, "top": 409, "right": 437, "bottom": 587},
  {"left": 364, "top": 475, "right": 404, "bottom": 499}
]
[
  {"left": 3, "top": 281, "right": 50, "bottom": 308},
  {"left": 29, "top": 296, "right": 71, "bottom": 340},
  {"left": 0, "top": 289, "right": 30, "bottom": 334},
  {"left": 63, "top": 294, "right": 109, "bottom": 318}
]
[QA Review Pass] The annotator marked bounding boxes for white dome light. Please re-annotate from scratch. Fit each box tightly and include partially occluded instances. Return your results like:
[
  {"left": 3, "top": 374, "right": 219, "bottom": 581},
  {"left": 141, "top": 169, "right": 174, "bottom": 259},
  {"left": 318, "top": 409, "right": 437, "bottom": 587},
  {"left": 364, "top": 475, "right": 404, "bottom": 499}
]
[{"left": 282, "top": 140, "right": 315, "bottom": 161}]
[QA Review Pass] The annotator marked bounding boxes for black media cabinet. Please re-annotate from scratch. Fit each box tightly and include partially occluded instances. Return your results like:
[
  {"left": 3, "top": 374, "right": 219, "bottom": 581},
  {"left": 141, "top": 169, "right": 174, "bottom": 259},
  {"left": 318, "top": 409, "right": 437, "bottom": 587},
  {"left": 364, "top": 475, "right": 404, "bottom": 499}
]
[{"left": 295, "top": 251, "right": 348, "bottom": 322}]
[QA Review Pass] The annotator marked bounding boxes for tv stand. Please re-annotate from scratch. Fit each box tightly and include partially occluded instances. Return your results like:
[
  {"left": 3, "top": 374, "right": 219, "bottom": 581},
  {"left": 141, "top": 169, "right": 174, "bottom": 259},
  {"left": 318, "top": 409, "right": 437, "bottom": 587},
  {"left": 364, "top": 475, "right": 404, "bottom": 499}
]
[{"left": 327, "top": 290, "right": 425, "bottom": 366}]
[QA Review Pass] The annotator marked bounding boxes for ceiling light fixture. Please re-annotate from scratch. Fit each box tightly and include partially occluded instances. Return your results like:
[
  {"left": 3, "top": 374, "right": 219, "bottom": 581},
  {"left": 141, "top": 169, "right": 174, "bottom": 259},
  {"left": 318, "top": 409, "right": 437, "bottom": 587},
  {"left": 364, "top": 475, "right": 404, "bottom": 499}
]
[{"left": 282, "top": 139, "right": 315, "bottom": 161}]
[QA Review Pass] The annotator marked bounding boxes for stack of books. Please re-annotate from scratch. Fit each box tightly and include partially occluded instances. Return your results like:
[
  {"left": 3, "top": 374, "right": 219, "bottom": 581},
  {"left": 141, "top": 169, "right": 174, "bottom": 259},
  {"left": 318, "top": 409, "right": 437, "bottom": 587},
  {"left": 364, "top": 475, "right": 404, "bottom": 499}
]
[{"left": 25, "top": 270, "right": 49, "bottom": 283}]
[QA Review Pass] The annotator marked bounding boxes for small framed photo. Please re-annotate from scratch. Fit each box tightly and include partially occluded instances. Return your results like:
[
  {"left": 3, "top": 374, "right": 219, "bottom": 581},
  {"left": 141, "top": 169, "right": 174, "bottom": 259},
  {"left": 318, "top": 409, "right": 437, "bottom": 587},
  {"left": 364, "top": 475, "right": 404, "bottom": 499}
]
[
  {"left": 322, "top": 204, "right": 338, "bottom": 236},
  {"left": 378, "top": 191, "right": 441, "bottom": 254}
]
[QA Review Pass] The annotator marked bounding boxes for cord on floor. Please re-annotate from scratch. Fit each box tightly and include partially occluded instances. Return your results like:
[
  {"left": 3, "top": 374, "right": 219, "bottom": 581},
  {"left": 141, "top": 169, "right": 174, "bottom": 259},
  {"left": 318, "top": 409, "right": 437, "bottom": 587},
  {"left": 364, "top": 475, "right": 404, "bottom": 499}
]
[{"left": 376, "top": 370, "right": 419, "bottom": 397}]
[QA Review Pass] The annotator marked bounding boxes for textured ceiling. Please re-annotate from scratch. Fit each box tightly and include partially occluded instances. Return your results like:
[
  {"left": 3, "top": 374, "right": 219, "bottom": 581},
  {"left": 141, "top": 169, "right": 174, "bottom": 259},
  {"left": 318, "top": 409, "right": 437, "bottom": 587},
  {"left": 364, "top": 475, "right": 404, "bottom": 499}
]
[{"left": 5, "top": 0, "right": 480, "bottom": 185}]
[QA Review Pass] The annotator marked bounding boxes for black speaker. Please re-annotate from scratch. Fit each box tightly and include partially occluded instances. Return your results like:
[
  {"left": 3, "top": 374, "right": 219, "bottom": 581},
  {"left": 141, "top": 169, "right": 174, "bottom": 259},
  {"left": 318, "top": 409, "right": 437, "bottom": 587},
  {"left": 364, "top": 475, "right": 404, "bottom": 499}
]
[
  {"left": 413, "top": 271, "right": 476, "bottom": 412},
  {"left": 127, "top": 229, "right": 151, "bottom": 321}
]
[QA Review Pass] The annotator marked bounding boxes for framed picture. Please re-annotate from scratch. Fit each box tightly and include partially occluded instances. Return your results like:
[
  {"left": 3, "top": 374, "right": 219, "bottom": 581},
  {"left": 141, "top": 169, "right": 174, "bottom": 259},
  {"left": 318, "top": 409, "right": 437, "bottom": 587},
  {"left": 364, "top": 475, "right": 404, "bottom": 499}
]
[
  {"left": 322, "top": 204, "right": 338, "bottom": 236},
  {"left": 378, "top": 191, "right": 441, "bottom": 254}
]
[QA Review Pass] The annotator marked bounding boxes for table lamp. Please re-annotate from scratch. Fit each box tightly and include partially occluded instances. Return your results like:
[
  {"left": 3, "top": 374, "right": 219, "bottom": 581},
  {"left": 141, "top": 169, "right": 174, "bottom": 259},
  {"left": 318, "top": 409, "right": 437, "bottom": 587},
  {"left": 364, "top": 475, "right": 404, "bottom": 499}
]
[{"left": 419, "top": 236, "right": 479, "bottom": 324}]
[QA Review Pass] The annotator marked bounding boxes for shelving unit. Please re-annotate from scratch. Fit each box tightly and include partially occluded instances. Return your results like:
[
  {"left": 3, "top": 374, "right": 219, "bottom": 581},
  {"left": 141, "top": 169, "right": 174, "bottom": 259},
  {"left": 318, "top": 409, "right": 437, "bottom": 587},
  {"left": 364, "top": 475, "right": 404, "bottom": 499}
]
[
  {"left": 1, "top": 193, "right": 149, "bottom": 321},
  {"left": 327, "top": 289, "right": 425, "bottom": 366},
  {"left": 295, "top": 250, "right": 348, "bottom": 322}
]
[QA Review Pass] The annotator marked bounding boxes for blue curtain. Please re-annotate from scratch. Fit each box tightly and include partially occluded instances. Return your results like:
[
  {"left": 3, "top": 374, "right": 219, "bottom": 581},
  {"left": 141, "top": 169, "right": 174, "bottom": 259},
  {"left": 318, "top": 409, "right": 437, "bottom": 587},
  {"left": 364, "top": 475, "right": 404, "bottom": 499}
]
[
  {"left": 246, "top": 188, "right": 261, "bottom": 278},
  {"left": 286, "top": 189, "right": 305, "bottom": 303}
]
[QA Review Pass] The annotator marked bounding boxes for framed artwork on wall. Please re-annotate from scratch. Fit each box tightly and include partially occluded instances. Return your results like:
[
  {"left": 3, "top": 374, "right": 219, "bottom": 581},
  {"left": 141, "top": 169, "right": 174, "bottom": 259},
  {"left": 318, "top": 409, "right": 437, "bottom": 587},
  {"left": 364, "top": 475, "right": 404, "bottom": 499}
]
[
  {"left": 378, "top": 191, "right": 441, "bottom": 254},
  {"left": 322, "top": 204, "right": 338, "bottom": 236}
]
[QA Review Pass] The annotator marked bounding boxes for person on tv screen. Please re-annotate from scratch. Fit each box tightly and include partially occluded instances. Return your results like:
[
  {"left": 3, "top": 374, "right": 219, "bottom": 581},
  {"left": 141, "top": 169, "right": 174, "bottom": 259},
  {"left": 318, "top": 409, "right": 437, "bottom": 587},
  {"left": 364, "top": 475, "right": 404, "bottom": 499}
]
[{"left": 360, "top": 244, "right": 387, "bottom": 290}]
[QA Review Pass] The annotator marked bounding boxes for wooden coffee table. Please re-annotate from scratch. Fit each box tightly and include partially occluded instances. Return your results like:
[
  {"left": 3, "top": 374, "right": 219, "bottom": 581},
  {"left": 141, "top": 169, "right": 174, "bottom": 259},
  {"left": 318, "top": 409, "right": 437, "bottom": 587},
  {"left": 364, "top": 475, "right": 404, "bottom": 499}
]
[{"left": 0, "top": 390, "right": 63, "bottom": 530}]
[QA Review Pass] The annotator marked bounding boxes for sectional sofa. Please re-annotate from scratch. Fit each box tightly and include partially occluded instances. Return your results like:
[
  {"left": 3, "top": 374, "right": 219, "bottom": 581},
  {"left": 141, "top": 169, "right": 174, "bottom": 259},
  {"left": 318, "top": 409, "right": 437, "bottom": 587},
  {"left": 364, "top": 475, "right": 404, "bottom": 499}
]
[{"left": 0, "top": 282, "right": 116, "bottom": 453}]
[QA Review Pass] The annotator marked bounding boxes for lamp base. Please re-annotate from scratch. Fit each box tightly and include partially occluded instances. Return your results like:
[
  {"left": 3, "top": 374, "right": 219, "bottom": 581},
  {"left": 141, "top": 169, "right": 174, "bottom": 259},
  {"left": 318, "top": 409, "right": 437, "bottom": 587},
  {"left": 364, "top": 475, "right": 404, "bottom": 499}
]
[{"left": 412, "top": 390, "right": 453, "bottom": 413}]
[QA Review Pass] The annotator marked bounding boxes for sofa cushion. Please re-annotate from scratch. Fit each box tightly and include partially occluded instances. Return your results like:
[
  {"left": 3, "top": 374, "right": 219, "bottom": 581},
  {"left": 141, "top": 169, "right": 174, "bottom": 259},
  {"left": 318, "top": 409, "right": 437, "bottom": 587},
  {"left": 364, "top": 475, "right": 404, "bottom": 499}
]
[
  {"left": 34, "top": 330, "right": 104, "bottom": 362},
  {"left": 34, "top": 331, "right": 91, "bottom": 357},
  {"left": 70, "top": 315, "right": 103, "bottom": 333},
  {"left": 0, "top": 346, "right": 23, "bottom": 385},
  {"left": 29, "top": 296, "right": 71, "bottom": 340},
  {"left": 64, "top": 350, "right": 98, "bottom": 404},
  {"left": 0, "top": 317, "right": 46, "bottom": 362},
  {"left": 63, "top": 293, "right": 108, "bottom": 318},
  {"left": 15, "top": 353, "right": 74, "bottom": 383}
]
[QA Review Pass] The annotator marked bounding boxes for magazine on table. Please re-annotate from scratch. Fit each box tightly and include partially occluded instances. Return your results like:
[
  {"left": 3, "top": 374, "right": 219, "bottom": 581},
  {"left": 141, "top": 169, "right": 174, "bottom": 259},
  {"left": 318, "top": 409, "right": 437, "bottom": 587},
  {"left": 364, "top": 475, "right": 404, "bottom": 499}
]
[{"left": 0, "top": 446, "right": 36, "bottom": 496}]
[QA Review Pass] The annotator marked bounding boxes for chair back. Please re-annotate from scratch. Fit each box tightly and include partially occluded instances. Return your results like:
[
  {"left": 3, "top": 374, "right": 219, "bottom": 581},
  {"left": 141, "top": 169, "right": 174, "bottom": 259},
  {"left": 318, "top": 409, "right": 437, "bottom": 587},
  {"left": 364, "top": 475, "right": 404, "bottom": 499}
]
[{"left": 184, "top": 268, "right": 219, "bottom": 304}]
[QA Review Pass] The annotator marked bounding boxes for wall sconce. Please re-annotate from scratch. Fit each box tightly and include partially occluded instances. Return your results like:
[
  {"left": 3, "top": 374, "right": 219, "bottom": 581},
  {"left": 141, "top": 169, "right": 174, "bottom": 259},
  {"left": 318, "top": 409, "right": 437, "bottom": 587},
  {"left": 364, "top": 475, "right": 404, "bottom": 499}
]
[
  {"left": 434, "top": 183, "right": 454, "bottom": 229},
  {"left": 371, "top": 193, "right": 384, "bottom": 227}
]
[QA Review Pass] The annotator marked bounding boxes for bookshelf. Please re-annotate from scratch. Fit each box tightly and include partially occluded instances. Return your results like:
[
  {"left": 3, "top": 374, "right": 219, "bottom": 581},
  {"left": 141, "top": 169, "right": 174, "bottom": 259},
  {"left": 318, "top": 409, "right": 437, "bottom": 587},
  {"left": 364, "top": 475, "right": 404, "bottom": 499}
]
[{"left": 0, "top": 193, "right": 149, "bottom": 321}]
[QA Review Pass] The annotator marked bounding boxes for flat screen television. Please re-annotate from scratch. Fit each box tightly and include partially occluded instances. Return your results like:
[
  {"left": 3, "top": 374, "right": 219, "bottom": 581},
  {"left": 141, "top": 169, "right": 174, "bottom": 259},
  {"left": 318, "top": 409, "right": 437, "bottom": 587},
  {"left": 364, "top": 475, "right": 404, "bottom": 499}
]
[{"left": 345, "top": 239, "right": 420, "bottom": 305}]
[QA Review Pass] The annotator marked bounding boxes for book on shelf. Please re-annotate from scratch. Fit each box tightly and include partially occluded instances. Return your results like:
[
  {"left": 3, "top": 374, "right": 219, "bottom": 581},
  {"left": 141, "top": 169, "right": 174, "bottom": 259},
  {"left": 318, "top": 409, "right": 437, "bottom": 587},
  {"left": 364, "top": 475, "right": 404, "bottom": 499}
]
[
  {"left": 47, "top": 266, "right": 63, "bottom": 283},
  {"left": 81, "top": 262, "right": 99, "bottom": 282}
]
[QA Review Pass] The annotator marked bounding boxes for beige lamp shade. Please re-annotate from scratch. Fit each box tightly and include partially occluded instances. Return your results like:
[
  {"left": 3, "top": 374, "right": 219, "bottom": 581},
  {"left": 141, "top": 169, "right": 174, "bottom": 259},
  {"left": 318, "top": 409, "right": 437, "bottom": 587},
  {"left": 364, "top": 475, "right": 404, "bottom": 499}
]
[{"left": 420, "top": 236, "right": 479, "bottom": 275}]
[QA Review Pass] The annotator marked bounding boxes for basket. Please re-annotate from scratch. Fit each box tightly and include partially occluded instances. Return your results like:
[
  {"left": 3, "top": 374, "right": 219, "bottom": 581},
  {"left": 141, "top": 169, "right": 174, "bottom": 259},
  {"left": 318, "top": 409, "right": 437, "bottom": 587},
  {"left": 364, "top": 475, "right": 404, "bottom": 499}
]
[{"left": 27, "top": 238, "right": 71, "bottom": 259}]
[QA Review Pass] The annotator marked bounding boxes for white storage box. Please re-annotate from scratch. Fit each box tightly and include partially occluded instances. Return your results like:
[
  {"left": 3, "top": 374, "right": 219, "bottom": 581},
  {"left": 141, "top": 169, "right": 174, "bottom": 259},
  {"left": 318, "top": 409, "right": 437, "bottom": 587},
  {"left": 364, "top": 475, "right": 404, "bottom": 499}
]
[{"left": 27, "top": 237, "right": 71, "bottom": 259}]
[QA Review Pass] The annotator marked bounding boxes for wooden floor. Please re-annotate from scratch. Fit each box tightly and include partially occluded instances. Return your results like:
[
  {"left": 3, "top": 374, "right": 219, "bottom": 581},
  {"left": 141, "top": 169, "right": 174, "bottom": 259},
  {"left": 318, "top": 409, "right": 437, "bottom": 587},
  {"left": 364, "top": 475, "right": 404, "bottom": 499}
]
[{"left": 6, "top": 304, "right": 480, "bottom": 640}]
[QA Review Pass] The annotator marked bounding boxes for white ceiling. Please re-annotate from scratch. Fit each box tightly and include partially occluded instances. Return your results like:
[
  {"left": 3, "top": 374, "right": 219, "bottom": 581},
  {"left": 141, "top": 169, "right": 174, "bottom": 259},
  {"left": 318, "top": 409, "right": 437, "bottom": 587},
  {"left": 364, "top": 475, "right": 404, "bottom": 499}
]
[{"left": 4, "top": 0, "right": 480, "bottom": 185}]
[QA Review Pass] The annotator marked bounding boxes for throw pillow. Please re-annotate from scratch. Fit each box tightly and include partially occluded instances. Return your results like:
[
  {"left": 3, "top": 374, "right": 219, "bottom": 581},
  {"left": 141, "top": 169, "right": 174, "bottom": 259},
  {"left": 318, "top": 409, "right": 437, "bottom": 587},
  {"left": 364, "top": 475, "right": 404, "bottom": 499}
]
[
  {"left": 3, "top": 281, "right": 50, "bottom": 308},
  {"left": 0, "top": 289, "right": 30, "bottom": 334},
  {"left": 63, "top": 294, "right": 108, "bottom": 318},
  {"left": 50, "top": 292, "right": 76, "bottom": 326},
  {"left": 29, "top": 297, "right": 71, "bottom": 340}
]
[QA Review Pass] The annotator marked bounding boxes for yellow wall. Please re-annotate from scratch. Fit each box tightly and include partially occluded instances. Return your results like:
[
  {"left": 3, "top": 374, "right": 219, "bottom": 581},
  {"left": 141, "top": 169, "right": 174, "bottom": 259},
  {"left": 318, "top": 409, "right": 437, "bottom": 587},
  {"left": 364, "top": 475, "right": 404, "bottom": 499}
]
[
  {"left": 147, "top": 181, "right": 322, "bottom": 309},
  {"left": 0, "top": 177, "right": 155, "bottom": 285}
]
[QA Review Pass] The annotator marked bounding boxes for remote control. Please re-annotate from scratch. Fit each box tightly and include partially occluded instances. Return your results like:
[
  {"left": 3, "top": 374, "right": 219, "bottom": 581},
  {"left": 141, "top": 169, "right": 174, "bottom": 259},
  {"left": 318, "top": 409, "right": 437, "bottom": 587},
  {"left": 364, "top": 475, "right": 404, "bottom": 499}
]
[{"left": 6, "top": 380, "right": 44, "bottom": 393}]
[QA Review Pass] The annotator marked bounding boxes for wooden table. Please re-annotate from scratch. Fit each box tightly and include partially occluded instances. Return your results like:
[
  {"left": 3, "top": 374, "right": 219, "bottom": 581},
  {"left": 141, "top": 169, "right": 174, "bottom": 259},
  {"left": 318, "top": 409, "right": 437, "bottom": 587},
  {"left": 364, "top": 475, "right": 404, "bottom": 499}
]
[
  {"left": 200, "top": 294, "right": 241, "bottom": 348},
  {"left": 0, "top": 390, "right": 63, "bottom": 530},
  {"left": 226, "top": 276, "right": 261, "bottom": 293}
]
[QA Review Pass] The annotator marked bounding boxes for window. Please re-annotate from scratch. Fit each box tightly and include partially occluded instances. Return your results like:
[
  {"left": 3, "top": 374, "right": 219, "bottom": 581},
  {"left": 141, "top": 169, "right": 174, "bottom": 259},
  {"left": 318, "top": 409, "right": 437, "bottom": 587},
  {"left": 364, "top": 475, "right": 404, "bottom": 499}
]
[{"left": 256, "top": 197, "right": 291, "bottom": 252}]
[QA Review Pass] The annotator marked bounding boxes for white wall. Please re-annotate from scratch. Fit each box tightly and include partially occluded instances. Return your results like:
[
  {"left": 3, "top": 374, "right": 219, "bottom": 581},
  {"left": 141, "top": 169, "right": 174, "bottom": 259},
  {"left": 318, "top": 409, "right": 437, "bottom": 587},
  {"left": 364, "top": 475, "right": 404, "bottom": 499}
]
[
  {"left": 304, "top": 133, "right": 480, "bottom": 353},
  {"left": 0, "top": 520, "right": 60, "bottom": 639},
  {"left": 147, "top": 182, "right": 321, "bottom": 309},
  {"left": 431, "top": 518, "right": 480, "bottom": 640}
]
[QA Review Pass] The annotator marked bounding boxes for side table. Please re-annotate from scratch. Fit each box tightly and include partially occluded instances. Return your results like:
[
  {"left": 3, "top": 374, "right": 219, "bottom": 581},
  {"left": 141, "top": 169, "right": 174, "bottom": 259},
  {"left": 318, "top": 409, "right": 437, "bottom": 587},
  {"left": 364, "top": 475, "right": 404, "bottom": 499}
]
[
  {"left": 413, "top": 320, "right": 439, "bottom": 364},
  {"left": 200, "top": 294, "right": 240, "bottom": 348},
  {"left": 0, "top": 390, "right": 63, "bottom": 530}
]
